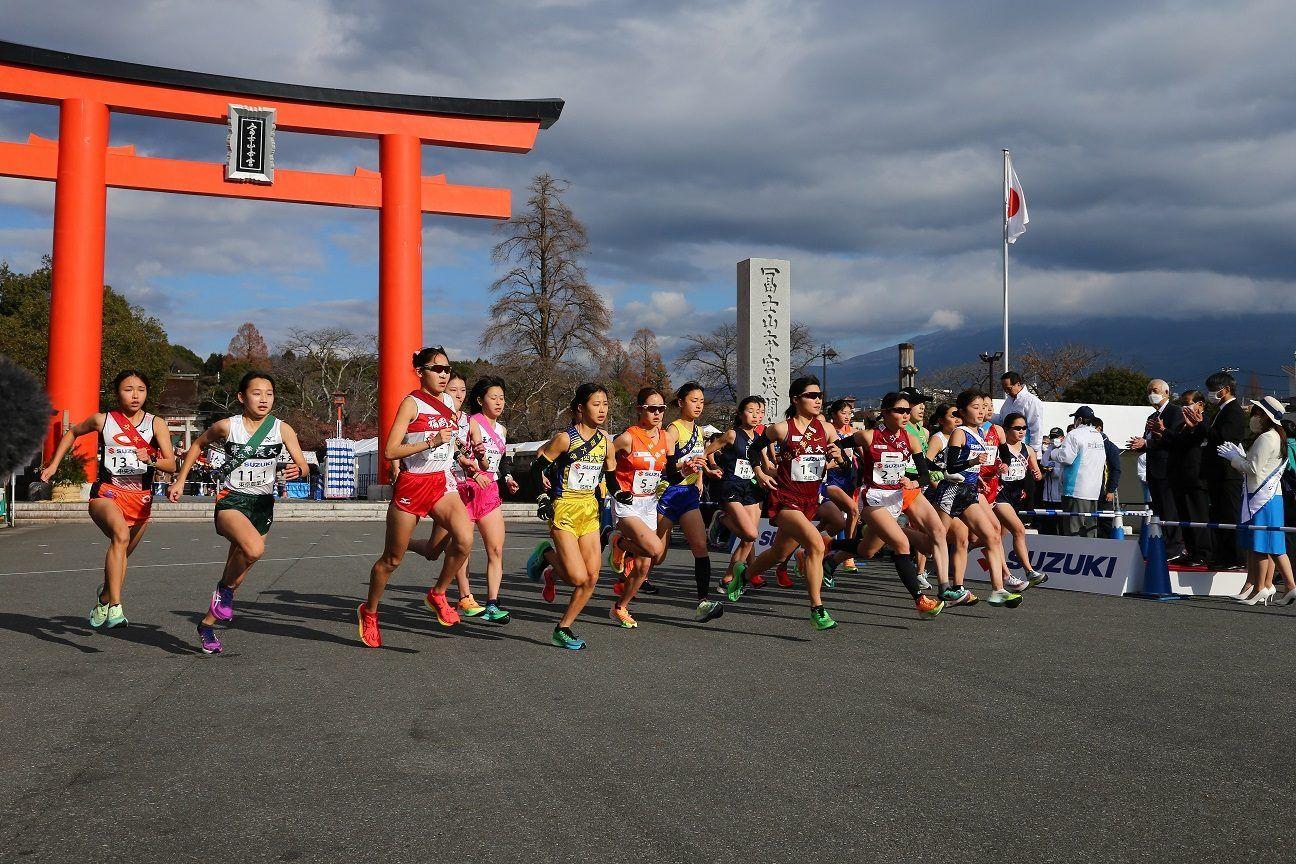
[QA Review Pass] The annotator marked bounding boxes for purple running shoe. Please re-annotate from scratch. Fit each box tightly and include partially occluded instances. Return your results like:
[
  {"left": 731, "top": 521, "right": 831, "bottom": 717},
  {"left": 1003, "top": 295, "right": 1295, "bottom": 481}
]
[
  {"left": 197, "top": 624, "right": 222, "bottom": 654},
  {"left": 208, "top": 584, "right": 235, "bottom": 622}
]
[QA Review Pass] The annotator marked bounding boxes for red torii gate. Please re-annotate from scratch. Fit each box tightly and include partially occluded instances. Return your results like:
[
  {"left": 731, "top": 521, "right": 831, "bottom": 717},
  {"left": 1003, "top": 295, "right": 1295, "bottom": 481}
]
[{"left": 0, "top": 41, "right": 562, "bottom": 481}]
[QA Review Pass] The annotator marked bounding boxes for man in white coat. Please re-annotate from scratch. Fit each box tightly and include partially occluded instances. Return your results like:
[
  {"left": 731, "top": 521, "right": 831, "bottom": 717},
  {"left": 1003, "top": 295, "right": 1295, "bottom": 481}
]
[{"left": 1049, "top": 406, "right": 1108, "bottom": 538}]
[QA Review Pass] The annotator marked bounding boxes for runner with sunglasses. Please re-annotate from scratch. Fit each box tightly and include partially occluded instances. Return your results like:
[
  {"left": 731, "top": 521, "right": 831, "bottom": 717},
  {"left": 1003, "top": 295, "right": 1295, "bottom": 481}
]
[
  {"left": 709, "top": 396, "right": 773, "bottom": 597},
  {"left": 524, "top": 383, "right": 616, "bottom": 650},
  {"left": 357, "top": 347, "right": 476, "bottom": 647},
  {"left": 654, "top": 382, "right": 725, "bottom": 622},
  {"left": 168, "top": 371, "right": 310, "bottom": 653},
  {"left": 822, "top": 392, "right": 948, "bottom": 618},
  {"left": 728, "top": 376, "right": 838, "bottom": 630},
  {"left": 994, "top": 412, "right": 1046, "bottom": 587},
  {"left": 40, "top": 369, "right": 177, "bottom": 629},
  {"left": 923, "top": 402, "right": 978, "bottom": 605}
]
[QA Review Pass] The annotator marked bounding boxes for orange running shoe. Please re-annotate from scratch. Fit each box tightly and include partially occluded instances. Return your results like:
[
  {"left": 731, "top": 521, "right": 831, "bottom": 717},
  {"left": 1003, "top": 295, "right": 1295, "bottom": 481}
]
[
  {"left": 356, "top": 603, "right": 381, "bottom": 648},
  {"left": 608, "top": 531, "right": 626, "bottom": 573},
  {"left": 424, "top": 589, "right": 461, "bottom": 627},
  {"left": 915, "top": 595, "right": 945, "bottom": 619},
  {"left": 458, "top": 594, "right": 486, "bottom": 617},
  {"left": 609, "top": 604, "right": 638, "bottom": 628},
  {"left": 542, "top": 567, "right": 557, "bottom": 603},
  {"left": 776, "top": 565, "right": 793, "bottom": 588}
]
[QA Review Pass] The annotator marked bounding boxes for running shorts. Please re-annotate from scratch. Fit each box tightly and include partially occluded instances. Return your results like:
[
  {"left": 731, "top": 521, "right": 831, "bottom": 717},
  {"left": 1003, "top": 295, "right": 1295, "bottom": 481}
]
[
  {"left": 552, "top": 496, "right": 600, "bottom": 538},
  {"left": 215, "top": 489, "right": 275, "bottom": 536},
  {"left": 863, "top": 487, "right": 906, "bottom": 519},
  {"left": 459, "top": 478, "right": 503, "bottom": 523},
  {"left": 392, "top": 470, "right": 452, "bottom": 518},
  {"left": 764, "top": 488, "right": 819, "bottom": 522},
  {"left": 716, "top": 480, "right": 762, "bottom": 507},
  {"left": 995, "top": 481, "right": 1029, "bottom": 510},
  {"left": 657, "top": 484, "right": 701, "bottom": 523},
  {"left": 934, "top": 481, "right": 979, "bottom": 519},
  {"left": 92, "top": 482, "right": 152, "bottom": 527},
  {"left": 824, "top": 469, "right": 857, "bottom": 495},
  {"left": 613, "top": 494, "right": 659, "bottom": 529}
]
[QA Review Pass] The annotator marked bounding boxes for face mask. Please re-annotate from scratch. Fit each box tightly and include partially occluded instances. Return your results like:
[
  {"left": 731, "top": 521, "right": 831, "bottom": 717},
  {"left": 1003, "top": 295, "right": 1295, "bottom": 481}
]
[
  {"left": 1251, "top": 417, "right": 1267, "bottom": 433},
  {"left": 1147, "top": 393, "right": 1163, "bottom": 406},
  {"left": 1205, "top": 391, "right": 1220, "bottom": 405}
]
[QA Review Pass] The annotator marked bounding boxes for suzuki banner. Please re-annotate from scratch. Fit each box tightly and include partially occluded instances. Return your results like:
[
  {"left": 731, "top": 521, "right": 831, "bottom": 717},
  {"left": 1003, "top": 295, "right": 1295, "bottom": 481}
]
[{"left": 982, "top": 534, "right": 1143, "bottom": 596}]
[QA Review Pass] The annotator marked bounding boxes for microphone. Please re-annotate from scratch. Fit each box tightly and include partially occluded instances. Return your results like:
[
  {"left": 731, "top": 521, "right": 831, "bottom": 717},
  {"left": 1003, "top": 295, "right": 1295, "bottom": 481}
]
[{"left": 0, "top": 356, "right": 51, "bottom": 484}]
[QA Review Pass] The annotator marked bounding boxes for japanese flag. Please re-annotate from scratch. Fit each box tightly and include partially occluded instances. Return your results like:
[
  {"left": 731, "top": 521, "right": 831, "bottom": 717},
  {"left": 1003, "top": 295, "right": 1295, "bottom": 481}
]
[{"left": 1005, "top": 155, "right": 1029, "bottom": 244}]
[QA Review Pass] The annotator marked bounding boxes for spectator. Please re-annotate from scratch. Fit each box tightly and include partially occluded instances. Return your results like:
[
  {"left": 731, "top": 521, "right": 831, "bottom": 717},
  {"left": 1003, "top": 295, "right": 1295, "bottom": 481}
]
[
  {"left": 1191, "top": 372, "right": 1246, "bottom": 569},
  {"left": 1137, "top": 452, "right": 1149, "bottom": 504},
  {"left": 1127, "top": 379, "right": 1186, "bottom": 560},
  {"left": 1164, "top": 389, "right": 1211, "bottom": 565},
  {"left": 1038, "top": 426, "right": 1065, "bottom": 535},
  {"left": 1216, "top": 396, "right": 1296, "bottom": 604},
  {"left": 1283, "top": 408, "right": 1296, "bottom": 561},
  {"left": 1092, "top": 417, "right": 1123, "bottom": 538},
  {"left": 1049, "top": 406, "right": 1107, "bottom": 538},
  {"left": 994, "top": 371, "right": 1044, "bottom": 455}
]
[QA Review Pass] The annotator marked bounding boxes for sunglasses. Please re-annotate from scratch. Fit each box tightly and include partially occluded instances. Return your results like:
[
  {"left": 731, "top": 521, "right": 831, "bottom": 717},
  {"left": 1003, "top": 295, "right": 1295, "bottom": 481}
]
[
  {"left": 641, "top": 405, "right": 666, "bottom": 412},
  {"left": 798, "top": 392, "right": 824, "bottom": 400},
  {"left": 888, "top": 407, "right": 911, "bottom": 415},
  {"left": 1010, "top": 425, "right": 1027, "bottom": 431},
  {"left": 420, "top": 364, "right": 452, "bottom": 374}
]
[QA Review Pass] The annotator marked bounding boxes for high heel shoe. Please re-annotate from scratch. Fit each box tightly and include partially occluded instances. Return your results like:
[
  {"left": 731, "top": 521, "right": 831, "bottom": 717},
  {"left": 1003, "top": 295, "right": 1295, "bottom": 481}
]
[
  {"left": 1240, "top": 586, "right": 1277, "bottom": 606},
  {"left": 1275, "top": 588, "right": 1296, "bottom": 606},
  {"left": 1231, "top": 584, "right": 1257, "bottom": 600}
]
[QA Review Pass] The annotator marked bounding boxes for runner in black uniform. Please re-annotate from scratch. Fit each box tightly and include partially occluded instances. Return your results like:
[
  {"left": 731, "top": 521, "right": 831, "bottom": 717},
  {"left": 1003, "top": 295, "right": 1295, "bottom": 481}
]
[
  {"left": 707, "top": 396, "right": 772, "bottom": 595},
  {"left": 995, "top": 412, "right": 1046, "bottom": 587}
]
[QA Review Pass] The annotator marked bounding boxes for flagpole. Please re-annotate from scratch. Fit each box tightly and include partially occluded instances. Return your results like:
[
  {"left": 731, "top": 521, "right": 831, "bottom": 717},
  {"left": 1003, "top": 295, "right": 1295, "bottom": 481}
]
[{"left": 1002, "top": 148, "right": 1010, "bottom": 372}]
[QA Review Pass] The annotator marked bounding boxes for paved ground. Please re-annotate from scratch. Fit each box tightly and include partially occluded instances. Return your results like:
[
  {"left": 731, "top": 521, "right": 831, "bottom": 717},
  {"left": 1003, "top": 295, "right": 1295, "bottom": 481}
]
[{"left": 1, "top": 519, "right": 1292, "bottom": 863}]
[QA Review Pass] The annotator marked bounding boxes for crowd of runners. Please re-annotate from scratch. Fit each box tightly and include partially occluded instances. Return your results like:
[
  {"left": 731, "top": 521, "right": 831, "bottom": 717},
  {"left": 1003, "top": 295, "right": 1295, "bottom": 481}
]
[{"left": 40, "top": 346, "right": 1063, "bottom": 654}]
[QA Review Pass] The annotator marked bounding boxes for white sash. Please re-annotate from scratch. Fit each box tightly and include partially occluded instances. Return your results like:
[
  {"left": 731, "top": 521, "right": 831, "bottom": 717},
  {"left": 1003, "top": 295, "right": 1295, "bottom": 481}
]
[{"left": 1242, "top": 462, "right": 1284, "bottom": 522}]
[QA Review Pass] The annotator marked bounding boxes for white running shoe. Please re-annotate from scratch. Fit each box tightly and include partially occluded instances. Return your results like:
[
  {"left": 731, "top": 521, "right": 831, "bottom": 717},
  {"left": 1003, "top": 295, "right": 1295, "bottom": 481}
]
[
  {"left": 916, "top": 573, "right": 933, "bottom": 591},
  {"left": 1004, "top": 574, "right": 1030, "bottom": 592}
]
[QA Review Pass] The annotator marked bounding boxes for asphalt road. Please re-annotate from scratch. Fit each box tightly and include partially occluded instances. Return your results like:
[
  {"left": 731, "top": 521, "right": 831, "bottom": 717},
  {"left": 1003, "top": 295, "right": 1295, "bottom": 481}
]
[{"left": 1, "top": 519, "right": 1292, "bottom": 863}]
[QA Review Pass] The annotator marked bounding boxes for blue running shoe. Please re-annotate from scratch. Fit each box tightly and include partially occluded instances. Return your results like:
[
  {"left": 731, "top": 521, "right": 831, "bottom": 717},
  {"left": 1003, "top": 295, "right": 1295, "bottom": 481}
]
[{"left": 526, "top": 540, "right": 553, "bottom": 583}]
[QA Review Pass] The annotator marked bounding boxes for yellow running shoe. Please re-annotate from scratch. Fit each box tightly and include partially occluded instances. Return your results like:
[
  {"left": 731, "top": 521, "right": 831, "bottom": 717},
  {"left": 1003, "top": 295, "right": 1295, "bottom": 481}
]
[
  {"left": 609, "top": 604, "right": 638, "bottom": 628},
  {"left": 457, "top": 595, "right": 486, "bottom": 617}
]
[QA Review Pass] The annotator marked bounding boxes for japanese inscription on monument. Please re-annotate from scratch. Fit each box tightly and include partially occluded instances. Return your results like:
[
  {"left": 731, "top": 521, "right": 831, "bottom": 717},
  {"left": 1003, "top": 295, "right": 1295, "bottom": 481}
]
[{"left": 737, "top": 258, "right": 790, "bottom": 419}]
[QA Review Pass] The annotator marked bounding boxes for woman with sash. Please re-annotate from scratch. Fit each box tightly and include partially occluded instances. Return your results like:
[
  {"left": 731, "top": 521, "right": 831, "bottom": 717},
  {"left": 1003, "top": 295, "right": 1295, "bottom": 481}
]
[
  {"left": 168, "top": 371, "right": 310, "bottom": 653},
  {"left": 1218, "top": 395, "right": 1295, "bottom": 605},
  {"left": 41, "top": 369, "right": 177, "bottom": 630},
  {"left": 356, "top": 347, "right": 475, "bottom": 648}
]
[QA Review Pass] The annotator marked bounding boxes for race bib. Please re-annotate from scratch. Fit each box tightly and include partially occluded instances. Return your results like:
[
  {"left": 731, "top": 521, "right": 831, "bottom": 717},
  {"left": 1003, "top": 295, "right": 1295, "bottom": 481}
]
[
  {"left": 873, "top": 452, "right": 906, "bottom": 486},
  {"left": 105, "top": 445, "right": 146, "bottom": 476},
  {"left": 565, "top": 461, "right": 601, "bottom": 492},
  {"left": 1004, "top": 461, "right": 1027, "bottom": 482},
  {"left": 791, "top": 454, "right": 826, "bottom": 483},
  {"left": 232, "top": 458, "right": 275, "bottom": 489},
  {"left": 632, "top": 469, "right": 662, "bottom": 496},
  {"left": 484, "top": 451, "right": 502, "bottom": 475},
  {"left": 734, "top": 458, "right": 754, "bottom": 480},
  {"left": 979, "top": 447, "right": 997, "bottom": 467},
  {"left": 406, "top": 434, "right": 453, "bottom": 473}
]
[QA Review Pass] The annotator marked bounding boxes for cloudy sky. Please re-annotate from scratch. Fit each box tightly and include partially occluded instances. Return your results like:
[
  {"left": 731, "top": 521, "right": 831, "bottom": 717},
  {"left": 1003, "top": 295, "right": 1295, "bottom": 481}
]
[{"left": 2, "top": 0, "right": 1294, "bottom": 363}]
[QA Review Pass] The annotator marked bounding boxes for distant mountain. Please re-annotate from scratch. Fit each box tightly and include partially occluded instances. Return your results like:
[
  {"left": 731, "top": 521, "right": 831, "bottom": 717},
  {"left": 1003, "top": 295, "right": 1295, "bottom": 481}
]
[{"left": 828, "top": 315, "right": 1296, "bottom": 400}]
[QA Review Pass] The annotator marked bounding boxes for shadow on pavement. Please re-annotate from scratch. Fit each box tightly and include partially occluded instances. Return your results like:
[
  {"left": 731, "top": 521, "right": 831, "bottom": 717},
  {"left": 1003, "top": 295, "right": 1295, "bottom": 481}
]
[{"left": 0, "top": 612, "right": 101, "bottom": 653}]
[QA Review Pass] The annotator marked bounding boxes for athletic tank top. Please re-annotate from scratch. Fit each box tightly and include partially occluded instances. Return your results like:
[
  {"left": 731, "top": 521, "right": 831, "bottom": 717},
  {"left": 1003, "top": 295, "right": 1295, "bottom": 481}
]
[
  {"left": 451, "top": 409, "right": 472, "bottom": 481},
  {"left": 979, "top": 424, "right": 1002, "bottom": 496},
  {"left": 470, "top": 414, "right": 507, "bottom": 480},
  {"left": 775, "top": 417, "right": 830, "bottom": 495},
  {"left": 999, "top": 442, "right": 1029, "bottom": 484},
  {"left": 614, "top": 426, "right": 669, "bottom": 497},
  {"left": 826, "top": 425, "right": 858, "bottom": 487},
  {"left": 668, "top": 418, "right": 705, "bottom": 486},
  {"left": 862, "top": 425, "right": 912, "bottom": 491},
  {"left": 553, "top": 426, "right": 607, "bottom": 501},
  {"left": 401, "top": 389, "right": 458, "bottom": 476},
  {"left": 929, "top": 431, "right": 949, "bottom": 473},
  {"left": 99, "top": 411, "right": 157, "bottom": 490},
  {"left": 220, "top": 416, "right": 284, "bottom": 496},
  {"left": 716, "top": 426, "right": 758, "bottom": 483},
  {"left": 952, "top": 425, "right": 992, "bottom": 486}
]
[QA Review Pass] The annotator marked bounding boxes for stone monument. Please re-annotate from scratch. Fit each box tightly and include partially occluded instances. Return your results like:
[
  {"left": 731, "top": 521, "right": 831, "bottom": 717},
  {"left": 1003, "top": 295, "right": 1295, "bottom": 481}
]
[{"left": 737, "top": 258, "right": 791, "bottom": 419}]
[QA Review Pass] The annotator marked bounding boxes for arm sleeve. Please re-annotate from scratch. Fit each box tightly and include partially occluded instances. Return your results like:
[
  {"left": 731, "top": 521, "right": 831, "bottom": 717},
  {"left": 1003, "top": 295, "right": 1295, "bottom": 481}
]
[
  {"left": 746, "top": 434, "right": 774, "bottom": 463},
  {"left": 529, "top": 452, "right": 554, "bottom": 488}
]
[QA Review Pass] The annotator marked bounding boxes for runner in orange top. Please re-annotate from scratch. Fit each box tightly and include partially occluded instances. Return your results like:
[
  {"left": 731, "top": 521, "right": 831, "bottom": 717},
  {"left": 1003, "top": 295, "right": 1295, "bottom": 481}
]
[{"left": 40, "top": 369, "right": 177, "bottom": 630}]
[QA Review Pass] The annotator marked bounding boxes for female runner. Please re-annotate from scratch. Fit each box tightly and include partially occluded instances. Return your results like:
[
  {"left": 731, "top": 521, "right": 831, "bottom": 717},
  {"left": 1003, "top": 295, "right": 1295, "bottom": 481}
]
[
  {"left": 923, "top": 403, "right": 978, "bottom": 605},
  {"left": 709, "top": 396, "right": 773, "bottom": 596},
  {"left": 41, "top": 370, "right": 177, "bottom": 629},
  {"left": 524, "top": 383, "right": 615, "bottom": 650},
  {"left": 728, "top": 376, "right": 838, "bottom": 630},
  {"left": 995, "top": 412, "right": 1046, "bottom": 587},
  {"left": 356, "top": 347, "right": 475, "bottom": 647},
  {"left": 653, "top": 382, "right": 724, "bottom": 623},
  {"left": 824, "top": 398, "right": 861, "bottom": 573},
  {"left": 604, "top": 388, "right": 670, "bottom": 628},
  {"left": 931, "top": 390, "right": 1022, "bottom": 608},
  {"left": 168, "top": 371, "right": 310, "bottom": 653},
  {"left": 824, "top": 391, "right": 948, "bottom": 618}
]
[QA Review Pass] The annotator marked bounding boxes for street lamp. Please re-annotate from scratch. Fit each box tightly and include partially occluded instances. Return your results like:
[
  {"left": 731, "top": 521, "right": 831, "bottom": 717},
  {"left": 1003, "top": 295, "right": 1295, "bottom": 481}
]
[
  {"left": 819, "top": 344, "right": 839, "bottom": 399},
  {"left": 978, "top": 351, "right": 1003, "bottom": 394}
]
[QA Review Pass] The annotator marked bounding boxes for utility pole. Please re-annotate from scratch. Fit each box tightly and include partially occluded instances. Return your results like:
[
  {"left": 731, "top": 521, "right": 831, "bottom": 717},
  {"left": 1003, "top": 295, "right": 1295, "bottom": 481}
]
[{"left": 898, "top": 343, "right": 917, "bottom": 390}]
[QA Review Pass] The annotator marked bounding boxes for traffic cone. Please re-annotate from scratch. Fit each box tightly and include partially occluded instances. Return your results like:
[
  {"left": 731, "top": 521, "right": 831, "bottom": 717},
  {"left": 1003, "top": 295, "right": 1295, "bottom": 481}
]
[
  {"left": 1128, "top": 518, "right": 1179, "bottom": 600},
  {"left": 1112, "top": 510, "right": 1126, "bottom": 541}
]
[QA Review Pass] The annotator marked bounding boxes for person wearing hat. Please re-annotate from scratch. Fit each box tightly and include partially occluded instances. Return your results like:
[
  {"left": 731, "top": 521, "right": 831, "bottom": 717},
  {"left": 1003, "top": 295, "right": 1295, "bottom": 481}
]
[
  {"left": 1048, "top": 406, "right": 1107, "bottom": 537},
  {"left": 1037, "top": 426, "right": 1066, "bottom": 535},
  {"left": 1215, "top": 395, "right": 1296, "bottom": 604}
]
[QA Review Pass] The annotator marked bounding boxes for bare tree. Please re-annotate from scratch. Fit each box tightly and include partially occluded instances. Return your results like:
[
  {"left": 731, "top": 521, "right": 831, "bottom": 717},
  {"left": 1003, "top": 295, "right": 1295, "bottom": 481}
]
[
  {"left": 675, "top": 320, "right": 817, "bottom": 401},
  {"left": 1016, "top": 342, "right": 1106, "bottom": 400},
  {"left": 923, "top": 360, "right": 991, "bottom": 395},
  {"left": 227, "top": 322, "right": 269, "bottom": 364},
  {"left": 482, "top": 174, "right": 611, "bottom": 368}
]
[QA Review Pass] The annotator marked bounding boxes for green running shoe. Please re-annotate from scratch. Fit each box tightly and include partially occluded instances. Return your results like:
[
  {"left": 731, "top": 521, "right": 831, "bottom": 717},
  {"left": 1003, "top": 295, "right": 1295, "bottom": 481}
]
[
  {"left": 481, "top": 603, "right": 511, "bottom": 624},
  {"left": 89, "top": 599, "right": 110, "bottom": 629},
  {"left": 988, "top": 588, "right": 1023, "bottom": 608},
  {"left": 811, "top": 606, "right": 837, "bottom": 630},
  {"left": 695, "top": 599, "right": 724, "bottom": 623},
  {"left": 104, "top": 604, "right": 128, "bottom": 628},
  {"left": 551, "top": 626, "right": 586, "bottom": 650},
  {"left": 726, "top": 564, "right": 746, "bottom": 602},
  {"left": 1026, "top": 570, "right": 1048, "bottom": 587},
  {"left": 526, "top": 540, "right": 553, "bottom": 583}
]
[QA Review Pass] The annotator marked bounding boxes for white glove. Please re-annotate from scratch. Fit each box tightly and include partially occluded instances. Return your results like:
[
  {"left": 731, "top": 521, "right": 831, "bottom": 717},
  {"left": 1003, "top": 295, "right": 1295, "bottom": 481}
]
[{"left": 1216, "top": 441, "right": 1246, "bottom": 469}]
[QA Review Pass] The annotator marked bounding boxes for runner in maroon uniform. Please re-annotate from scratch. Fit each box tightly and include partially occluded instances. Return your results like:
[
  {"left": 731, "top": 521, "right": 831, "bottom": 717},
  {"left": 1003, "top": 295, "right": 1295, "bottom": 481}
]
[{"left": 729, "top": 376, "right": 840, "bottom": 630}]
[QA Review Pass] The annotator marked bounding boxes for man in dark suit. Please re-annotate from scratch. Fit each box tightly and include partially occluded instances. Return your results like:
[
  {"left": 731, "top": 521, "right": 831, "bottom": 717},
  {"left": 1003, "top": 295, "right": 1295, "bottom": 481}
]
[
  {"left": 1128, "top": 379, "right": 1185, "bottom": 560},
  {"left": 1188, "top": 371, "right": 1246, "bottom": 569},
  {"left": 1164, "top": 389, "right": 1212, "bottom": 565}
]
